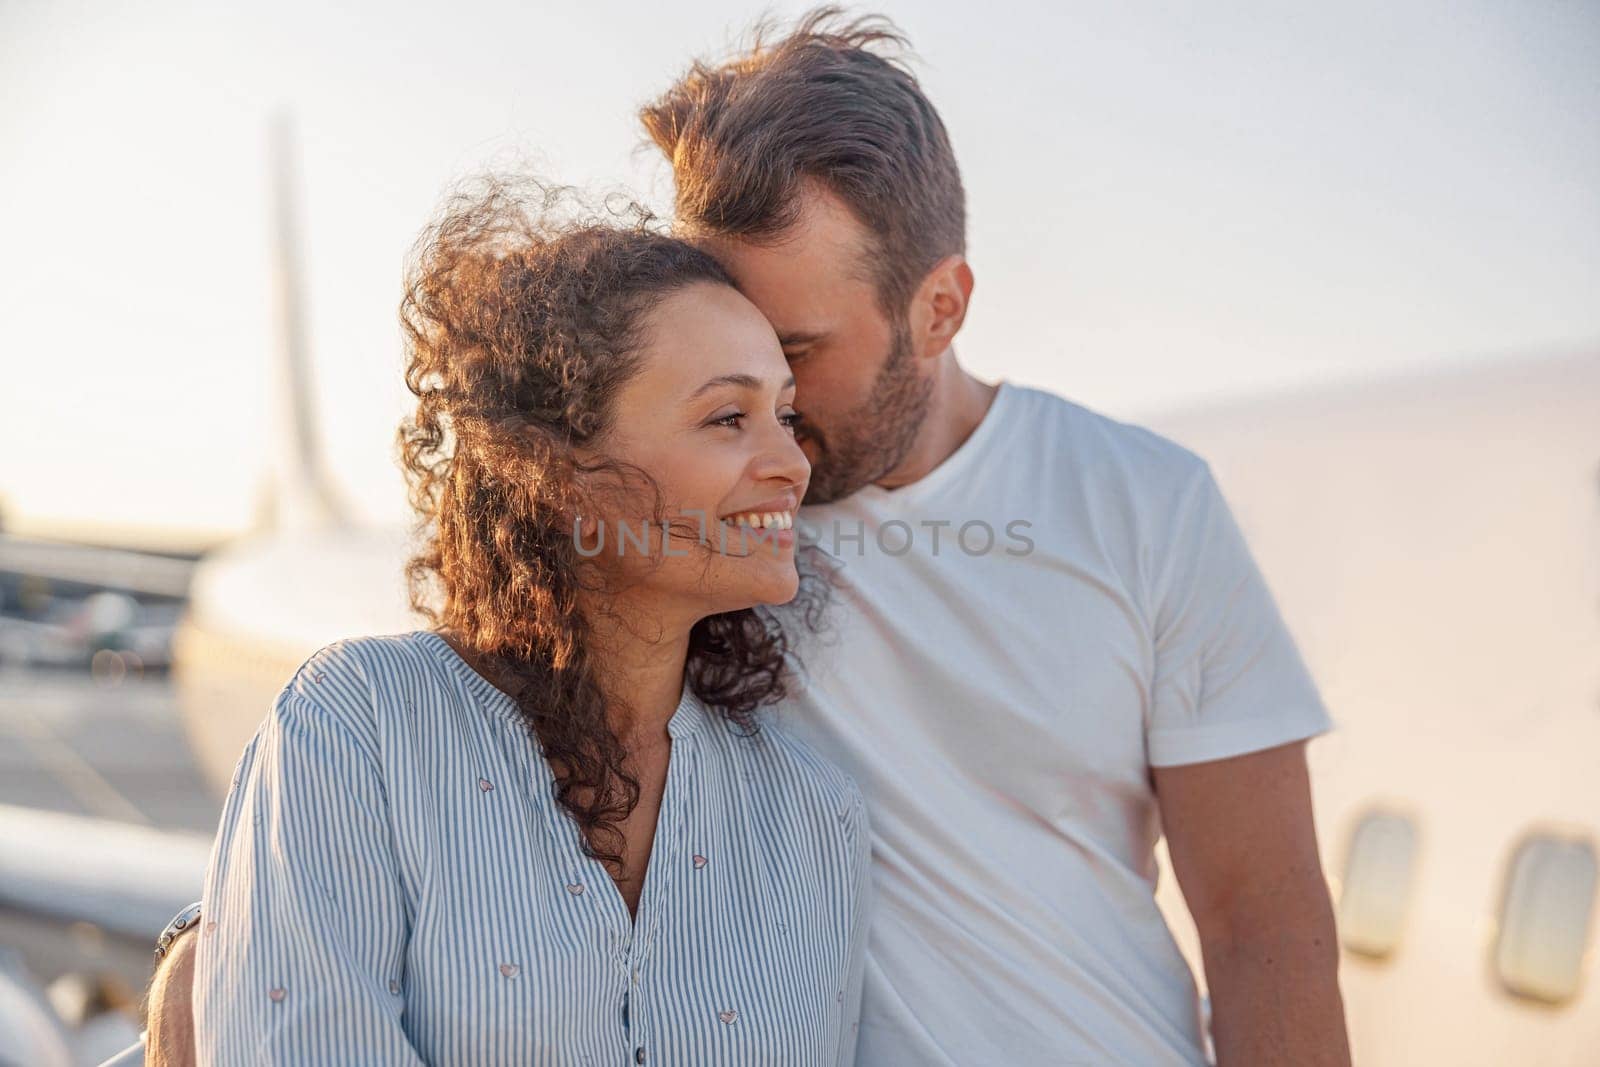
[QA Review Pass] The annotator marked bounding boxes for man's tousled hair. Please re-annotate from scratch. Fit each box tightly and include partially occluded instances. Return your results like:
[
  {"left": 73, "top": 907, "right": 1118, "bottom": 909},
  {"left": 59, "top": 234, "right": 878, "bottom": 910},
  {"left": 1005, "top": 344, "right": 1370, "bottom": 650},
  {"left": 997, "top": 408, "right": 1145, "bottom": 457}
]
[{"left": 641, "top": 6, "right": 965, "bottom": 314}]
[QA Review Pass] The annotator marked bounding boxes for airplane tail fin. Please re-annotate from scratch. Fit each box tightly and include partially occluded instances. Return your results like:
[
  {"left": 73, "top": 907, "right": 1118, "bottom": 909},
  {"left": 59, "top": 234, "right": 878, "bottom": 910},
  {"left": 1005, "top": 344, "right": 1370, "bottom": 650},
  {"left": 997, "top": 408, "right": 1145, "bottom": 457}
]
[{"left": 251, "top": 112, "right": 350, "bottom": 535}]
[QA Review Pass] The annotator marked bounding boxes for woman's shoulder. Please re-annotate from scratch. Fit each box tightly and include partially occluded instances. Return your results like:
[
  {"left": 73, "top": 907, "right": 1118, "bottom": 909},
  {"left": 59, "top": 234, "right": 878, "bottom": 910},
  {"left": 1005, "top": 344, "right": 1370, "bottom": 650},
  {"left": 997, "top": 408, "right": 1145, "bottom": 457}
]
[
  {"left": 706, "top": 710, "right": 865, "bottom": 826},
  {"left": 280, "top": 630, "right": 431, "bottom": 697},
  {"left": 274, "top": 629, "right": 468, "bottom": 742}
]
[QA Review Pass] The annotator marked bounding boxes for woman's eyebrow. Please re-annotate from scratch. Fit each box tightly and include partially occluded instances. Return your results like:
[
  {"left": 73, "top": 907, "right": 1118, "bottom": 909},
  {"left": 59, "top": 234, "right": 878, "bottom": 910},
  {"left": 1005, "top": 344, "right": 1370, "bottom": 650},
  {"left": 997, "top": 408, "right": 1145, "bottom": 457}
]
[{"left": 686, "top": 372, "right": 797, "bottom": 400}]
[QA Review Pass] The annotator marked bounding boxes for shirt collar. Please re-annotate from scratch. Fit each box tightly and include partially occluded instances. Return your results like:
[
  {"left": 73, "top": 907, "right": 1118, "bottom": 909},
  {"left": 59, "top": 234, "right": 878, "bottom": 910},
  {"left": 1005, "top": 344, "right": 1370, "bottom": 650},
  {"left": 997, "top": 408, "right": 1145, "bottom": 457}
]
[{"left": 665, "top": 682, "right": 711, "bottom": 742}]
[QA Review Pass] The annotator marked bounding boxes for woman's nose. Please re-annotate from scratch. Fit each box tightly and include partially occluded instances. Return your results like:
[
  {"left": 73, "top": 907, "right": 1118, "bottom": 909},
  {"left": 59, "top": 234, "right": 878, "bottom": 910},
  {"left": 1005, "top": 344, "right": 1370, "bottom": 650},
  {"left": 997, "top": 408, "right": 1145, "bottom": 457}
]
[{"left": 750, "top": 418, "right": 811, "bottom": 488}]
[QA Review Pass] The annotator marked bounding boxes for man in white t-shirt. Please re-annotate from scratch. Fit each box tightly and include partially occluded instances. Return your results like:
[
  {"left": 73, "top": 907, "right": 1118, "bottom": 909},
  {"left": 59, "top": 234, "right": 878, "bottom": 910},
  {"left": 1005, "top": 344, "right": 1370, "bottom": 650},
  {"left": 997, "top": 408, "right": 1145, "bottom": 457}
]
[{"left": 643, "top": 11, "right": 1351, "bottom": 1066}]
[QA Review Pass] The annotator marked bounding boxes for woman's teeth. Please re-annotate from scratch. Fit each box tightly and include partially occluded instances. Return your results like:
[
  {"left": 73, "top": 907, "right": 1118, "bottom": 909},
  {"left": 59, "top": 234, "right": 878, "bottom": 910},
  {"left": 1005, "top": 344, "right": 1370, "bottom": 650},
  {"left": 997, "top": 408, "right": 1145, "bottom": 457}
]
[{"left": 722, "top": 511, "right": 793, "bottom": 530}]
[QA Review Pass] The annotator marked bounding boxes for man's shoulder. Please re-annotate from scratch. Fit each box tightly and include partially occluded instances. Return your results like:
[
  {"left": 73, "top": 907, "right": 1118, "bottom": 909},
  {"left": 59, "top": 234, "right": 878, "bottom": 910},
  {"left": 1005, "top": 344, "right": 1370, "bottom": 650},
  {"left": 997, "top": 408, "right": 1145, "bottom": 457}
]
[{"left": 1005, "top": 382, "right": 1211, "bottom": 495}]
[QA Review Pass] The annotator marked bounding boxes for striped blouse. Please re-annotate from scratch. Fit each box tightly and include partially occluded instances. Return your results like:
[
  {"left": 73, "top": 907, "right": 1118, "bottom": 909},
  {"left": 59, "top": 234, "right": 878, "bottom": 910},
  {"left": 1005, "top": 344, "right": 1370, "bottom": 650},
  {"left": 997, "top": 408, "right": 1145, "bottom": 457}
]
[{"left": 192, "top": 629, "right": 870, "bottom": 1066}]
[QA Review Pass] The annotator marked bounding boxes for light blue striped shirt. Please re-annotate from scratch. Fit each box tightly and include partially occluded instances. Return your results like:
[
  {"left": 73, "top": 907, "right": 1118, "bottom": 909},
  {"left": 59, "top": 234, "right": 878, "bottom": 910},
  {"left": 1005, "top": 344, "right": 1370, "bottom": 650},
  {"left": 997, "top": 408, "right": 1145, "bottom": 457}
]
[{"left": 192, "top": 629, "right": 870, "bottom": 1065}]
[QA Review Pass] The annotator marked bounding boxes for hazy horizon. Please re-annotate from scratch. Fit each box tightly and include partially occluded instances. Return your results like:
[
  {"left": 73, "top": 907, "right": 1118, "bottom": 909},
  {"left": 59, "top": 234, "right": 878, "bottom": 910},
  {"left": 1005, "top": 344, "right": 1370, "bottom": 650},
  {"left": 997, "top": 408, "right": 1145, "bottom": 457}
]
[{"left": 3, "top": 1, "right": 1596, "bottom": 548}]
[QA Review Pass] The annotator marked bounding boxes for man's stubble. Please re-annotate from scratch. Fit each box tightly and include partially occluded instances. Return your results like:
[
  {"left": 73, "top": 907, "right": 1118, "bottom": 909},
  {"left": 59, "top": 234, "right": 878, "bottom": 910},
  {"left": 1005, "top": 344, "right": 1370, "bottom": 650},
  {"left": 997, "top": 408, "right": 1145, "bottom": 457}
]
[{"left": 799, "top": 316, "right": 933, "bottom": 505}]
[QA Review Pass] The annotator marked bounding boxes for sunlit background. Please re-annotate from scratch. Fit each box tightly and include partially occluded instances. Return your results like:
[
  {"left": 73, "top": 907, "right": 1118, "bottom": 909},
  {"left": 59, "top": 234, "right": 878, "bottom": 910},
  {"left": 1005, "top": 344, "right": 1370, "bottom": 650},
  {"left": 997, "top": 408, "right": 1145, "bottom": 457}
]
[
  {"left": 3, "top": 0, "right": 1596, "bottom": 546},
  {"left": 1, "top": 2, "right": 1596, "bottom": 1065}
]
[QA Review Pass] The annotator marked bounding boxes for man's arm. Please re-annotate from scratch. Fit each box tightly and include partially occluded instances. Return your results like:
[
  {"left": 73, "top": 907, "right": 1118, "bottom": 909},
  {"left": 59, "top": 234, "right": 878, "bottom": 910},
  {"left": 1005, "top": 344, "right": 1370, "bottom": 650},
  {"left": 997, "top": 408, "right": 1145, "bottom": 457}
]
[
  {"left": 140, "top": 925, "right": 198, "bottom": 1067},
  {"left": 1154, "top": 739, "right": 1350, "bottom": 1067}
]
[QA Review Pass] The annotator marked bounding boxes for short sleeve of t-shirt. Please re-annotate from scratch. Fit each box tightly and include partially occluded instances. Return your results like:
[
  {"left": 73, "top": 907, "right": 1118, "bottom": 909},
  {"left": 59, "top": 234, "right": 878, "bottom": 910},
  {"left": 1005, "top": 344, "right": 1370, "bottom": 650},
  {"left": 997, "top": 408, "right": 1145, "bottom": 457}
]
[{"left": 1146, "top": 459, "right": 1334, "bottom": 766}]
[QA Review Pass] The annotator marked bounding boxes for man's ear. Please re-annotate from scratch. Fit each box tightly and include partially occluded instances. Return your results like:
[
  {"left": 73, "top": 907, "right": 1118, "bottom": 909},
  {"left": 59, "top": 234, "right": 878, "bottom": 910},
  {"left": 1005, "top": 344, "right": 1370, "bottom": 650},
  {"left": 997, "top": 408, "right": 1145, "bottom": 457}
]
[{"left": 909, "top": 254, "right": 974, "bottom": 360}]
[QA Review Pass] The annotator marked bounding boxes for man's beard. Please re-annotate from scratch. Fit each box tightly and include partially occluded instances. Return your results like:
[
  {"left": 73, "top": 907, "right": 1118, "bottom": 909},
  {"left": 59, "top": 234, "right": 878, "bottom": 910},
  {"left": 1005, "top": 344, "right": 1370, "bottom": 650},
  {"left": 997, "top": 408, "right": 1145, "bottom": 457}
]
[{"left": 798, "top": 317, "right": 934, "bottom": 505}]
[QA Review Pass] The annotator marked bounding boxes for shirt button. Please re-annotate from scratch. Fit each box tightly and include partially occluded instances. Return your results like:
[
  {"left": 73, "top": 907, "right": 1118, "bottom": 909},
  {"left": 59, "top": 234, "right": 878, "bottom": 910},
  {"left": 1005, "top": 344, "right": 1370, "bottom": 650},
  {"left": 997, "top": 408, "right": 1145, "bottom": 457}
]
[{"left": 634, "top": 1047, "right": 646, "bottom": 1064}]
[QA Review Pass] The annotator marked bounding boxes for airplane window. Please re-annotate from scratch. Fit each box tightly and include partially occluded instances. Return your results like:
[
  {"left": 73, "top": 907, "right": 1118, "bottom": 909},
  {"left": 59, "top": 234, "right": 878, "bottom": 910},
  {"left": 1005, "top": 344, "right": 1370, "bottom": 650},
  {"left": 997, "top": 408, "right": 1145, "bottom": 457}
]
[
  {"left": 1493, "top": 833, "right": 1597, "bottom": 1005},
  {"left": 1337, "top": 809, "right": 1418, "bottom": 959}
]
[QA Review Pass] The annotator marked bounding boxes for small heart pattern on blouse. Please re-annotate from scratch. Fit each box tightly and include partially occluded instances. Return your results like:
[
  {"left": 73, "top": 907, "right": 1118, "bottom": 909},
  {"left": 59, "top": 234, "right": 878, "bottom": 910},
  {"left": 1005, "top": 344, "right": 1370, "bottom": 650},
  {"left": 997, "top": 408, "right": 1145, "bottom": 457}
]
[
  {"left": 718, "top": 1009, "right": 738, "bottom": 1025},
  {"left": 692, "top": 854, "right": 708, "bottom": 869},
  {"left": 268, "top": 987, "right": 286, "bottom": 1003},
  {"left": 565, "top": 882, "right": 585, "bottom": 895},
  {"left": 499, "top": 963, "right": 520, "bottom": 979},
  {"left": 478, "top": 778, "right": 494, "bottom": 792}
]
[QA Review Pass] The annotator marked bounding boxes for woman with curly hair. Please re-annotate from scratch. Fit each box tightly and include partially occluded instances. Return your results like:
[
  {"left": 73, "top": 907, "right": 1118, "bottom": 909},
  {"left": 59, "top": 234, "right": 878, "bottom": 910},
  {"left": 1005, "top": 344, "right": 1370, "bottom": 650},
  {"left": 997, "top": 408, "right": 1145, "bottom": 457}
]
[{"left": 189, "top": 177, "right": 868, "bottom": 1066}]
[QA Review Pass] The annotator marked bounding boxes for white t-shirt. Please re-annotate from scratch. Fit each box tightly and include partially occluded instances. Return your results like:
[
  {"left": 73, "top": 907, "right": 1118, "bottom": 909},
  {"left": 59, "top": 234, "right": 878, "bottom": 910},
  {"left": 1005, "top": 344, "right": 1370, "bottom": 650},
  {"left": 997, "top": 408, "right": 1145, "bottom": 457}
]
[{"left": 771, "top": 380, "right": 1333, "bottom": 1066}]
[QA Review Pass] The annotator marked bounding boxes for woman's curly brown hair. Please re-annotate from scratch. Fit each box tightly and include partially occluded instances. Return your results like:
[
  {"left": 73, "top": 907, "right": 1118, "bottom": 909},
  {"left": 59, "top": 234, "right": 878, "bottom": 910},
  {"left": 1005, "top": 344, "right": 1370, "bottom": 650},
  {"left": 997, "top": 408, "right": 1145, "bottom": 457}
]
[{"left": 396, "top": 174, "right": 828, "bottom": 878}]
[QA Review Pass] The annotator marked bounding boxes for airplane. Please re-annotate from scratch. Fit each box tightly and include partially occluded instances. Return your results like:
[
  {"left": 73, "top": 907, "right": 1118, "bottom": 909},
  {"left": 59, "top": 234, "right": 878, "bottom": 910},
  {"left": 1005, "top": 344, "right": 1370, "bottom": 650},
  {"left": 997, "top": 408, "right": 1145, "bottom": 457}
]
[
  {"left": 1152, "top": 346, "right": 1600, "bottom": 1066},
  {"left": 167, "top": 144, "right": 1600, "bottom": 1063},
  {"left": 5, "top": 114, "right": 1595, "bottom": 1064},
  {"left": 170, "top": 345, "right": 1600, "bottom": 1067}
]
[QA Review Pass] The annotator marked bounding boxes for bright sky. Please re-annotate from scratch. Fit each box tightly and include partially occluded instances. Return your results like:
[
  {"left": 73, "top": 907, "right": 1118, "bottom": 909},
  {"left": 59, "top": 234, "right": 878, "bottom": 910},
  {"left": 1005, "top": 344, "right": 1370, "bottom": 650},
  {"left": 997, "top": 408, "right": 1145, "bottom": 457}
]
[{"left": 3, "top": 1, "right": 1596, "bottom": 548}]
